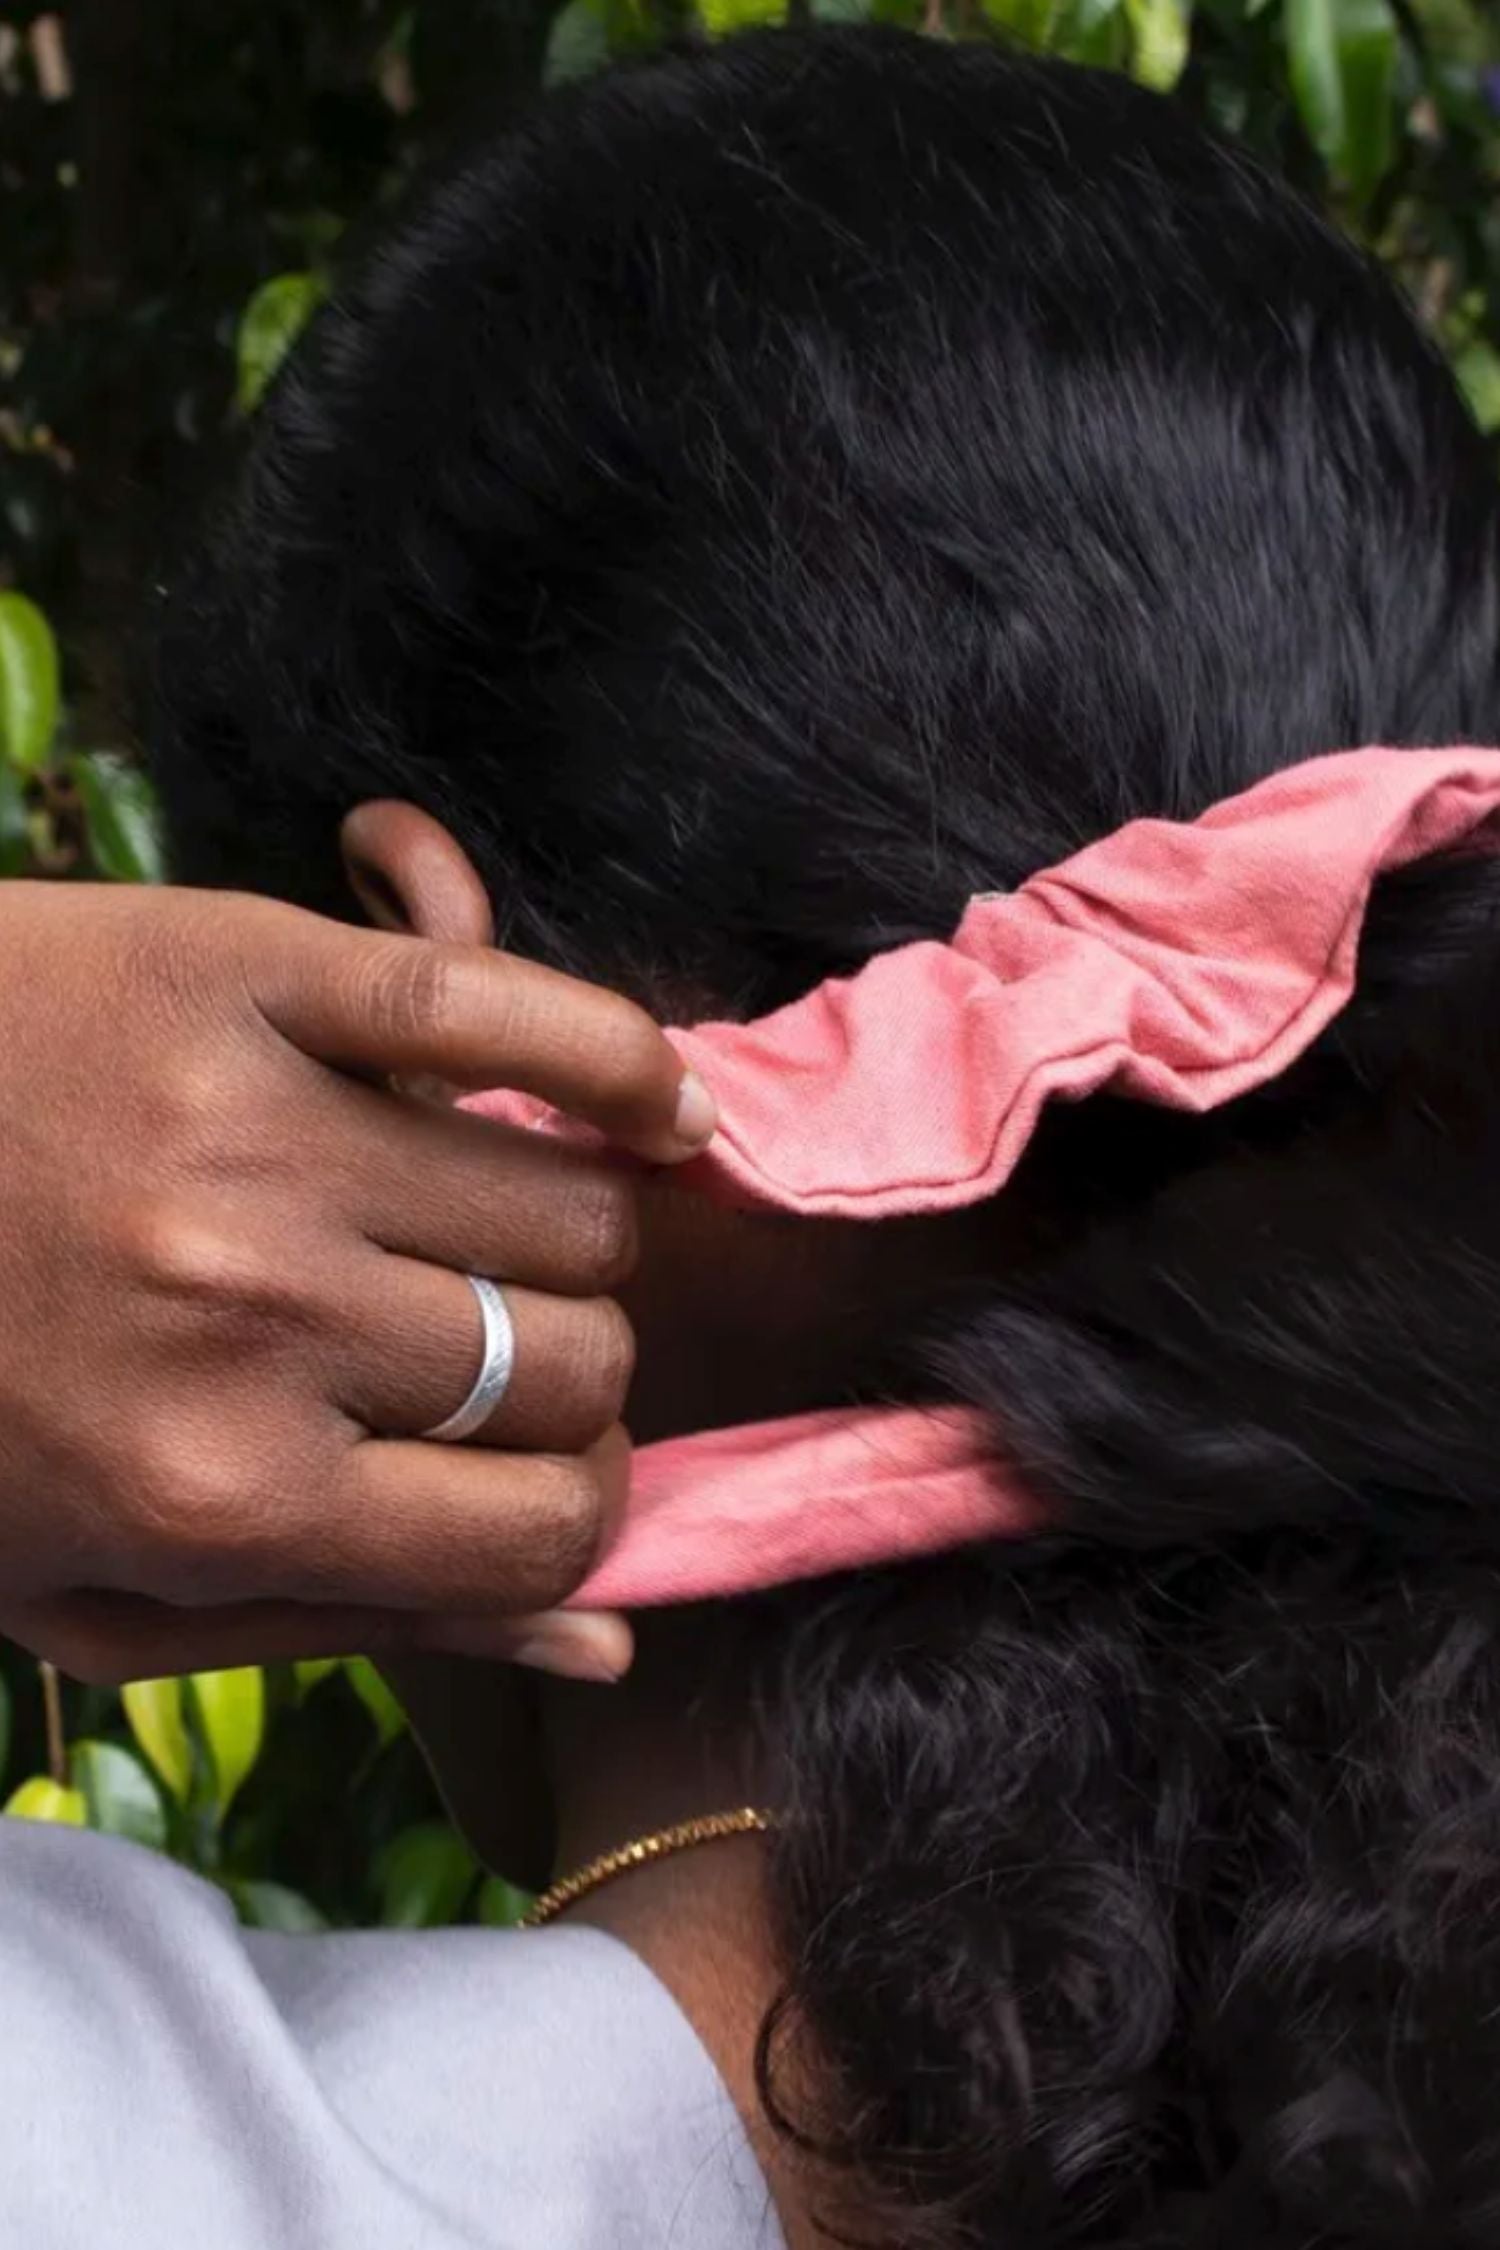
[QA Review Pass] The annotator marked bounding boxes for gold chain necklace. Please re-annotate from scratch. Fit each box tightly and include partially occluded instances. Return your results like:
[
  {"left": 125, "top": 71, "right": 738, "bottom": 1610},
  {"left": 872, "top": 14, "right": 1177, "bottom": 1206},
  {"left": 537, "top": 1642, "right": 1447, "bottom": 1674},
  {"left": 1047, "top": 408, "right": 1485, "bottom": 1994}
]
[{"left": 519, "top": 1805, "right": 774, "bottom": 1927}]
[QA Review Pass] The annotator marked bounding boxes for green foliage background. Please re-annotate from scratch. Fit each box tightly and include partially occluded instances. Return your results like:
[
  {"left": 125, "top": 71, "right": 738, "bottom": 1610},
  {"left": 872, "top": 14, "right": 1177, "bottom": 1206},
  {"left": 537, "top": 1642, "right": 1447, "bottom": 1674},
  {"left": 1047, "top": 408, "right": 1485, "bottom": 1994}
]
[{"left": 0, "top": 0, "right": 1497, "bottom": 1926}]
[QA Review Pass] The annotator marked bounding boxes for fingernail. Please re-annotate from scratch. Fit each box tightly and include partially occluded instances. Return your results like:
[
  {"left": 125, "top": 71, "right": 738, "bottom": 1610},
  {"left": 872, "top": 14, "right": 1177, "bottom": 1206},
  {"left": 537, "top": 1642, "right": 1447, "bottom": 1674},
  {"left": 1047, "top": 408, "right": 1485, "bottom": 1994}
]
[
  {"left": 674, "top": 1070, "right": 717, "bottom": 1149},
  {"left": 420, "top": 1609, "right": 634, "bottom": 1677},
  {"left": 507, "top": 1613, "right": 633, "bottom": 1683}
]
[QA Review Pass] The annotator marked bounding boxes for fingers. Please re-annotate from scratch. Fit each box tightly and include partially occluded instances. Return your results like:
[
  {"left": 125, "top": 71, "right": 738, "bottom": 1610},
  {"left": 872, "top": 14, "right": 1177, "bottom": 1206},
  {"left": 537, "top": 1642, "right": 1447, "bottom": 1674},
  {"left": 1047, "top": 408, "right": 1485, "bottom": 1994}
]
[
  {"left": 251, "top": 909, "right": 716, "bottom": 1164},
  {"left": 334, "top": 1256, "right": 635, "bottom": 1453},
  {"left": 331, "top": 1082, "right": 641, "bottom": 1295},
  {"left": 254, "top": 1425, "right": 631, "bottom": 1614},
  {"left": 4, "top": 1591, "right": 633, "bottom": 1687}
]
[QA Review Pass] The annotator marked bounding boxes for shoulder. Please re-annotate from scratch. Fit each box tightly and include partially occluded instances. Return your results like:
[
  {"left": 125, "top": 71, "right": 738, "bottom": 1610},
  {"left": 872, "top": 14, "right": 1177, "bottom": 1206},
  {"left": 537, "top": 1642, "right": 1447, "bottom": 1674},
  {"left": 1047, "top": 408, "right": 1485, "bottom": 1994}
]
[{"left": 0, "top": 1821, "right": 782, "bottom": 2250}]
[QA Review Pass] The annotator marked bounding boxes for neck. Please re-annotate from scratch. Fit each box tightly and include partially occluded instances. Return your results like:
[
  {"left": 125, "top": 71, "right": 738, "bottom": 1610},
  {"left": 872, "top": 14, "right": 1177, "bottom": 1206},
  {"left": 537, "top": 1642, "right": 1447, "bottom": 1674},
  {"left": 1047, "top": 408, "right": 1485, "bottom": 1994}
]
[
  {"left": 619, "top": 1181, "right": 1013, "bottom": 1444},
  {"left": 543, "top": 1608, "right": 757, "bottom": 1863},
  {"left": 541, "top": 1618, "right": 824, "bottom": 2249},
  {"left": 531, "top": 1190, "right": 1012, "bottom": 2243}
]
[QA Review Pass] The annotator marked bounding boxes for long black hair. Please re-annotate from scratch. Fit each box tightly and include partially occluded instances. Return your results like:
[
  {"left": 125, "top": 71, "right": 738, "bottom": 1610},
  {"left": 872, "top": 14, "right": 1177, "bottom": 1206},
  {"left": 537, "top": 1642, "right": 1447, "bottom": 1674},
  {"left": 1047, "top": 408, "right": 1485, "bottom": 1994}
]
[{"left": 152, "top": 29, "right": 1500, "bottom": 2244}]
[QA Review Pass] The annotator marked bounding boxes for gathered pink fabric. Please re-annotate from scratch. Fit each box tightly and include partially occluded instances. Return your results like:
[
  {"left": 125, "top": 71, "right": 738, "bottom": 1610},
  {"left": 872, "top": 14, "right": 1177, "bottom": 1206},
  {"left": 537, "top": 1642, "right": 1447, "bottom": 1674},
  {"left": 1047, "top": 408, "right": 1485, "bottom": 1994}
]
[{"left": 463, "top": 746, "right": 1500, "bottom": 1607}]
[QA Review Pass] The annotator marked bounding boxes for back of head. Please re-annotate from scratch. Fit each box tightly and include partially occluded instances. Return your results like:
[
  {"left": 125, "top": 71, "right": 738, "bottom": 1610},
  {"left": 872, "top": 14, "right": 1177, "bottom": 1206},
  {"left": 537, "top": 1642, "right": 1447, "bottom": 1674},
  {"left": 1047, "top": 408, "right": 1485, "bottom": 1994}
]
[{"left": 153, "top": 28, "right": 1500, "bottom": 2245}]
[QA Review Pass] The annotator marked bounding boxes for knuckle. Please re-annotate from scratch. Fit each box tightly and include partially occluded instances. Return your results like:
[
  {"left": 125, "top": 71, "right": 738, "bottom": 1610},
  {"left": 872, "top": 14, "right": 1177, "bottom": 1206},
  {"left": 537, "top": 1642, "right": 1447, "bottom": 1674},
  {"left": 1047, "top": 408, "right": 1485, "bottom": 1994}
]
[
  {"left": 119, "top": 1197, "right": 303, "bottom": 1333},
  {"left": 362, "top": 941, "right": 464, "bottom": 1047},
  {"left": 120, "top": 1424, "right": 266, "bottom": 1579},
  {"left": 578, "top": 1298, "right": 636, "bottom": 1422},
  {"left": 571, "top": 1175, "right": 638, "bottom": 1289},
  {"left": 151, "top": 1052, "right": 224, "bottom": 1143},
  {"left": 128, "top": 1205, "right": 243, "bottom": 1301},
  {"left": 524, "top": 1457, "right": 607, "bottom": 1596}
]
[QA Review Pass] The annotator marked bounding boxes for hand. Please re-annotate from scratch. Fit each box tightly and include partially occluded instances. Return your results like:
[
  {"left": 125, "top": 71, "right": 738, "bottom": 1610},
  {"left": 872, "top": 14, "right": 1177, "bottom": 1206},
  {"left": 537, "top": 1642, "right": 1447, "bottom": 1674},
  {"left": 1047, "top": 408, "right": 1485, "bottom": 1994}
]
[{"left": 0, "top": 881, "right": 713, "bottom": 1683}]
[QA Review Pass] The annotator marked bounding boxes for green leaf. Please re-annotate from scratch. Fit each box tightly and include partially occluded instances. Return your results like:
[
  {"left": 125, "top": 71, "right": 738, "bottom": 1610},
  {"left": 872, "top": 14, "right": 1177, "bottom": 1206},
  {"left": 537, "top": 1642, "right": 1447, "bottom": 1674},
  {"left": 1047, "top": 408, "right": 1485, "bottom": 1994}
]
[
  {"left": 1055, "top": 0, "right": 1127, "bottom": 63},
  {"left": 71, "top": 1740, "right": 167, "bottom": 1851},
  {"left": 71, "top": 753, "right": 165, "bottom": 884},
  {"left": 810, "top": 0, "right": 873, "bottom": 18},
  {"left": 1124, "top": 0, "right": 1190, "bottom": 88},
  {"left": 699, "top": 0, "right": 785, "bottom": 34},
  {"left": 122, "top": 1678, "right": 193, "bottom": 1804},
  {"left": 979, "top": 0, "right": 1059, "bottom": 43},
  {"left": 543, "top": 0, "right": 612, "bottom": 82},
  {"left": 344, "top": 1657, "right": 407, "bottom": 1748},
  {"left": 477, "top": 1875, "right": 535, "bottom": 1929},
  {"left": 231, "top": 1879, "right": 330, "bottom": 1934},
  {"left": 374, "top": 1821, "right": 477, "bottom": 1928},
  {"left": 236, "top": 273, "right": 325, "bottom": 416},
  {"left": 0, "top": 591, "right": 61, "bottom": 776},
  {"left": 4, "top": 1776, "right": 86, "bottom": 1826},
  {"left": 187, "top": 1668, "right": 265, "bottom": 1820},
  {"left": 293, "top": 1657, "right": 340, "bottom": 1699},
  {"left": 1455, "top": 341, "right": 1500, "bottom": 435},
  {"left": 1284, "top": 0, "right": 1398, "bottom": 206}
]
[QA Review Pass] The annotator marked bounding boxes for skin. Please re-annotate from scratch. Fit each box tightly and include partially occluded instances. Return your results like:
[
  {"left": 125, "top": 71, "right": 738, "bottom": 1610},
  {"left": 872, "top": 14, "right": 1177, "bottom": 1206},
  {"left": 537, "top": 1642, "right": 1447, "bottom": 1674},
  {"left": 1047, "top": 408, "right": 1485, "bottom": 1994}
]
[
  {"left": 0, "top": 809, "right": 955, "bottom": 2240},
  {"left": 396, "top": 1624, "right": 817, "bottom": 2233},
  {"left": 0, "top": 873, "right": 718, "bottom": 1685},
  {"left": 352, "top": 801, "right": 1008, "bottom": 2246},
  {"left": 551, "top": 1631, "right": 818, "bottom": 2246}
]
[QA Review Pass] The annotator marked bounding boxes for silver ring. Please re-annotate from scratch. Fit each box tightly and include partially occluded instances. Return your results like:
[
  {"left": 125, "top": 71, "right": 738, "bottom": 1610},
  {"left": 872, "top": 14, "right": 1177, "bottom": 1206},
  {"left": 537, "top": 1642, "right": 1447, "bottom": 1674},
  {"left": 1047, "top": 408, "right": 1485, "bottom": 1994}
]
[{"left": 423, "top": 1275, "right": 516, "bottom": 1442}]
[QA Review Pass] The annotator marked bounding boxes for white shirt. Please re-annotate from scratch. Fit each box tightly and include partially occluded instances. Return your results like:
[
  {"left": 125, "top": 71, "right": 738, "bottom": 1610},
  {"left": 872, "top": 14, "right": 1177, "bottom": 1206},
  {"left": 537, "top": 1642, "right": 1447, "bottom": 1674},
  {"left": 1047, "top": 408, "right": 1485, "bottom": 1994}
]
[{"left": 0, "top": 1821, "right": 784, "bottom": 2249}]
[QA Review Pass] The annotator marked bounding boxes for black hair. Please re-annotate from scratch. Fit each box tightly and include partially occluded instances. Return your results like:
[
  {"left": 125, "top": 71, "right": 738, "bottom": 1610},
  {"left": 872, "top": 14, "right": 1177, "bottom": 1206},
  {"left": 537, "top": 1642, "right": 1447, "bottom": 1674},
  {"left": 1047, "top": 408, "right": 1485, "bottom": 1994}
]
[{"left": 152, "top": 28, "right": 1500, "bottom": 2246}]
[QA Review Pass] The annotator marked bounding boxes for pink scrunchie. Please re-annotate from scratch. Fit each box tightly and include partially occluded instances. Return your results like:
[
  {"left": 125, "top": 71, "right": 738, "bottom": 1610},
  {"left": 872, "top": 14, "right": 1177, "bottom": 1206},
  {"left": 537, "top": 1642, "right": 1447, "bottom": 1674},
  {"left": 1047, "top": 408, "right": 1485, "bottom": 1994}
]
[{"left": 462, "top": 746, "right": 1500, "bottom": 1607}]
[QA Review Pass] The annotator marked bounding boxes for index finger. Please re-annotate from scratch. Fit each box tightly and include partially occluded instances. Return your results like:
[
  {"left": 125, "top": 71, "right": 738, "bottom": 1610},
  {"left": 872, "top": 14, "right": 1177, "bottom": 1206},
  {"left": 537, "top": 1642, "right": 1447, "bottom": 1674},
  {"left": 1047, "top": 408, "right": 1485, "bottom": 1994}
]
[{"left": 249, "top": 904, "right": 716, "bottom": 1165}]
